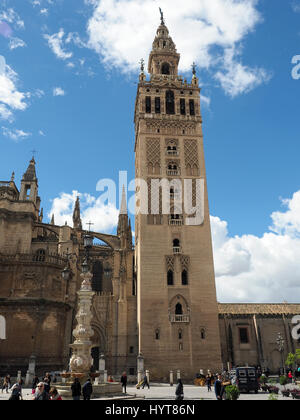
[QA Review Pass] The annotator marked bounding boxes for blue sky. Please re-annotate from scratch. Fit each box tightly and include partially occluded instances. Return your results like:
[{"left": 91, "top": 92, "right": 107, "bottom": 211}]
[{"left": 1, "top": 0, "right": 300, "bottom": 302}]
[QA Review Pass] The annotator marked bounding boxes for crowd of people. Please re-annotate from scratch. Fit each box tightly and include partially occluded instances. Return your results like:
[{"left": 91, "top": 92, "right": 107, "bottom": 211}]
[{"left": 2, "top": 365, "right": 300, "bottom": 400}]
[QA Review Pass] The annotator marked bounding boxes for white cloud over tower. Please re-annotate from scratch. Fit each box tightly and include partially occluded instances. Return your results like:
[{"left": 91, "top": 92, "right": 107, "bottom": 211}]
[{"left": 85, "top": 0, "right": 271, "bottom": 96}]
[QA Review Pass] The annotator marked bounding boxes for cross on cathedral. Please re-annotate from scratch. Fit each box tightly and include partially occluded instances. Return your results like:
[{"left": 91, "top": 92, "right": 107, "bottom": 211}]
[{"left": 86, "top": 221, "right": 94, "bottom": 232}]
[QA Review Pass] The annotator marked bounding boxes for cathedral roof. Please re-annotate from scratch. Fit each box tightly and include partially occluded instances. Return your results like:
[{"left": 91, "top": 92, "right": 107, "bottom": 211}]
[{"left": 218, "top": 303, "right": 300, "bottom": 315}]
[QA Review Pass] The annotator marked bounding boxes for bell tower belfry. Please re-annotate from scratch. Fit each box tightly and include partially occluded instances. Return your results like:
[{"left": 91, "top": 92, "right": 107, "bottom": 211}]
[{"left": 134, "top": 13, "right": 222, "bottom": 380}]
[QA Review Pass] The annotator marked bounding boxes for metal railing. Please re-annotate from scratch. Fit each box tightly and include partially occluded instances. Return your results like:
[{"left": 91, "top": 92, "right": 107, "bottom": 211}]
[{"left": 170, "top": 314, "right": 190, "bottom": 323}]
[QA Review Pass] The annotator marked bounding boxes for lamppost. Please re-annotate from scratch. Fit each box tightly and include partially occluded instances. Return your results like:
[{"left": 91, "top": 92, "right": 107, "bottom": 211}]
[{"left": 276, "top": 333, "right": 285, "bottom": 375}]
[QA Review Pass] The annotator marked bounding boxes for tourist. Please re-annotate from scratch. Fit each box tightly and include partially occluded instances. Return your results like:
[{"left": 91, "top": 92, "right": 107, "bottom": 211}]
[
  {"left": 9, "top": 380, "right": 23, "bottom": 401},
  {"left": 121, "top": 372, "right": 127, "bottom": 394},
  {"left": 2, "top": 374, "right": 11, "bottom": 393},
  {"left": 82, "top": 378, "right": 93, "bottom": 400},
  {"left": 33, "top": 382, "right": 50, "bottom": 400},
  {"left": 206, "top": 375, "right": 212, "bottom": 392},
  {"left": 49, "top": 387, "right": 62, "bottom": 400},
  {"left": 71, "top": 377, "right": 82, "bottom": 401},
  {"left": 43, "top": 377, "right": 51, "bottom": 393},
  {"left": 175, "top": 378, "right": 184, "bottom": 400},
  {"left": 288, "top": 370, "right": 293, "bottom": 384},
  {"left": 31, "top": 376, "right": 39, "bottom": 395},
  {"left": 142, "top": 374, "right": 150, "bottom": 389},
  {"left": 214, "top": 375, "right": 224, "bottom": 400}
]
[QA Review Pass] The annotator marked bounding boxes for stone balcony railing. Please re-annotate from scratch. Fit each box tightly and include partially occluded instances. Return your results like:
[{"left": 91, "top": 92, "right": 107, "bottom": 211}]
[
  {"left": 169, "top": 218, "right": 183, "bottom": 226},
  {"left": 0, "top": 253, "right": 66, "bottom": 267},
  {"left": 167, "top": 170, "right": 180, "bottom": 176},
  {"left": 170, "top": 314, "right": 190, "bottom": 323},
  {"left": 173, "top": 247, "right": 182, "bottom": 254}
]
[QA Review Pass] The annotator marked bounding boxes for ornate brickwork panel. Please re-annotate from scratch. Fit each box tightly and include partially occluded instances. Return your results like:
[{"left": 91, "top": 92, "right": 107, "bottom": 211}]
[
  {"left": 146, "top": 138, "right": 161, "bottom": 174},
  {"left": 146, "top": 121, "right": 196, "bottom": 136},
  {"left": 184, "top": 139, "right": 199, "bottom": 175}
]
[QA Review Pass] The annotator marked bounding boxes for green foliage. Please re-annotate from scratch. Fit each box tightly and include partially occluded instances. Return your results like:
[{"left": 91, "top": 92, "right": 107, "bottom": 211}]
[
  {"left": 279, "top": 376, "right": 288, "bottom": 387},
  {"left": 260, "top": 375, "right": 268, "bottom": 385},
  {"left": 225, "top": 385, "right": 240, "bottom": 401},
  {"left": 268, "top": 378, "right": 277, "bottom": 384},
  {"left": 268, "top": 393, "right": 279, "bottom": 401},
  {"left": 286, "top": 353, "right": 297, "bottom": 367}
]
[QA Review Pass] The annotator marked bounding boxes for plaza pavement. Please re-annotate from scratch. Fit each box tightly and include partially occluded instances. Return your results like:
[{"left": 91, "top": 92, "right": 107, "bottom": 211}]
[{"left": 0, "top": 383, "right": 297, "bottom": 400}]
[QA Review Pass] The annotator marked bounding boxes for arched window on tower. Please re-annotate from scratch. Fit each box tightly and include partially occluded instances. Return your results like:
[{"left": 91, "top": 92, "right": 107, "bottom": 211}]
[
  {"left": 182, "top": 270, "right": 188, "bottom": 285},
  {"left": 161, "top": 62, "right": 170, "bottom": 75},
  {"left": 166, "top": 90, "right": 175, "bottom": 114},
  {"left": 175, "top": 303, "right": 183, "bottom": 315},
  {"left": 167, "top": 270, "right": 174, "bottom": 286}
]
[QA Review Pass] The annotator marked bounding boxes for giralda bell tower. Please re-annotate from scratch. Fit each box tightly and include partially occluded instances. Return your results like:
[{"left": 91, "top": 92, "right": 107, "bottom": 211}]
[{"left": 134, "top": 12, "right": 222, "bottom": 380}]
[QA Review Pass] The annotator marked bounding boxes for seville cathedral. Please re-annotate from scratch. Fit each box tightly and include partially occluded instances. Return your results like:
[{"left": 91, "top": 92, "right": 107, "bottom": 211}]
[{"left": 0, "top": 16, "right": 300, "bottom": 381}]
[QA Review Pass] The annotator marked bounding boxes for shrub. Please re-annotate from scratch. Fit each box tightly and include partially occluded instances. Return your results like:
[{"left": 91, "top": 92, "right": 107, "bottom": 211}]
[
  {"left": 225, "top": 385, "right": 240, "bottom": 401},
  {"left": 279, "top": 376, "right": 288, "bottom": 387}
]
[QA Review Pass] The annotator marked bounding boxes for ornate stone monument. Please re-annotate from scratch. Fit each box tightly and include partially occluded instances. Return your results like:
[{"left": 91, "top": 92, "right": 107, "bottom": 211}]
[{"left": 56, "top": 262, "right": 122, "bottom": 399}]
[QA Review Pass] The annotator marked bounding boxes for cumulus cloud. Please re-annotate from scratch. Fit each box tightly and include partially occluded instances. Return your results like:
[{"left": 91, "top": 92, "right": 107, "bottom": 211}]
[
  {"left": 0, "top": 55, "right": 29, "bottom": 121},
  {"left": 212, "top": 191, "right": 300, "bottom": 303},
  {"left": 214, "top": 48, "right": 271, "bottom": 97},
  {"left": 0, "top": 8, "right": 25, "bottom": 30},
  {"left": 48, "top": 190, "right": 119, "bottom": 233},
  {"left": 44, "top": 29, "right": 73, "bottom": 60},
  {"left": 9, "top": 37, "right": 27, "bottom": 50},
  {"left": 85, "top": 0, "right": 270, "bottom": 96},
  {"left": 2, "top": 126, "right": 31, "bottom": 142},
  {"left": 53, "top": 87, "right": 65, "bottom": 96}
]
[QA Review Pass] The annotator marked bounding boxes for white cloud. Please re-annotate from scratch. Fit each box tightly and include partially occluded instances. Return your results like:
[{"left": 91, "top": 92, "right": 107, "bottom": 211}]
[
  {"left": 44, "top": 29, "right": 73, "bottom": 60},
  {"left": 53, "top": 87, "right": 65, "bottom": 96},
  {"left": 2, "top": 126, "right": 31, "bottom": 142},
  {"left": 48, "top": 190, "right": 119, "bottom": 233},
  {"left": 291, "top": 1, "right": 300, "bottom": 13},
  {"left": 214, "top": 48, "right": 271, "bottom": 97},
  {"left": 9, "top": 37, "right": 27, "bottom": 50},
  {"left": 0, "top": 55, "right": 29, "bottom": 121},
  {"left": 39, "top": 129, "right": 45, "bottom": 136},
  {"left": 40, "top": 8, "right": 49, "bottom": 16},
  {"left": 0, "top": 8, "right": 25, "bottom": 29},
  {"left": 212, "top": 191, "right": 300, "bottom": 303},
  {"left": 85, "top": 0, "right": 269, "bottom": 95}
]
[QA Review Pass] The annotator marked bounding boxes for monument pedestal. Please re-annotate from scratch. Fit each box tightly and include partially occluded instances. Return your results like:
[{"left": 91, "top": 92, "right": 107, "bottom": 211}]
[{"left": 56, "top": 382, "right": 122, "bottom": 400}]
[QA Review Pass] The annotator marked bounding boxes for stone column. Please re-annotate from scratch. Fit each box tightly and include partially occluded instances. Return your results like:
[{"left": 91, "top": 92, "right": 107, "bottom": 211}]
[
  {"left": 104, "top": 370, "right": 108, "bottom": 383},
  {"left": 177, "top": 369, "right": 181, "bottom": 380},
  {"left": 99, "top": 354, "right": 105, "bottom": 383},
  {"left": 69, "top": 270, "right": 95, "bottom": 378},
  {"left": 170, "top": 371, "right": 174, "bottom": 386},
  {"left": 137, "top": 353, "right": 144, "bottom": 383}
]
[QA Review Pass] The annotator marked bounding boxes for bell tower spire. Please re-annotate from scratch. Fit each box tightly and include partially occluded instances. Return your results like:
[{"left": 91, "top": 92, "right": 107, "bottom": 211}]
[
  {"left": 148, "top": 10, "right": 180, "bottom": 77},
  {"left": 73, "top": 196, "right": 82, "bottom": 230}
]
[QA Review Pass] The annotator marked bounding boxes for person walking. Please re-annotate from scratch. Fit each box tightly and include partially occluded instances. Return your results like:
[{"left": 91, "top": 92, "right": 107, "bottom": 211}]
[
  {"left": 71, "top": 377, "right": 82, "bottom": 401},
  {"left": 175, "top": 379, "right": 184, "bottom": 400},
  {"left": 9, "top": 380, "right": 23, "bottom": 401},
  {"left": 121, "top": 372, "right": 128, "bottom": 394},
  {"left": 214, "top": 375, "right": 223, "bottom": 400},
  {"left": 142, "top": 374, "right": 150, "bottom": 389},
  {"left": 2, "top": 374, "right": 11, "bottom": 393},
  {"left": 49, "top": 387, "right": 62, "bottom": 400},
  {"left": 33, "top": 382, "right": 50, "bottom": 400},
  {"left": 82, "top": 379, "right": 93, "bottom": 401},
  {"left": 206, "top": 375, "right": 212, "bottom": 392}
]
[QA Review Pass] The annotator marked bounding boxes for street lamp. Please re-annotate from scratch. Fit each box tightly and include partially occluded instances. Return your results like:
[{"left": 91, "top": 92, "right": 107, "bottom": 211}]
[{"left": 276, "top": 333, "right": 285, "bottom": 375}]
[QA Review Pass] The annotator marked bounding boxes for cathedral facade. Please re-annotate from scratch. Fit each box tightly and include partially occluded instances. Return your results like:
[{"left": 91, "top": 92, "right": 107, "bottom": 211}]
[{"left": 0, "top": 18, "right": 299, "bottom": 380}]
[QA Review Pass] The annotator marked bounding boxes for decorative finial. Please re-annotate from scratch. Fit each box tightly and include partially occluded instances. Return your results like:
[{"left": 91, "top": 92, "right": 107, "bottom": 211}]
[
  {"left": 140, "top": 58, "right": 145, "bottom": 73},
  {"left": 159, "top": 7, "right": 165, "bottom": 25},
  {"left": 192, "top": 62, "right": 197, "bottom": 76},
  {"left": 10, "top": 171, "right": 15, "bottom": 182}
]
